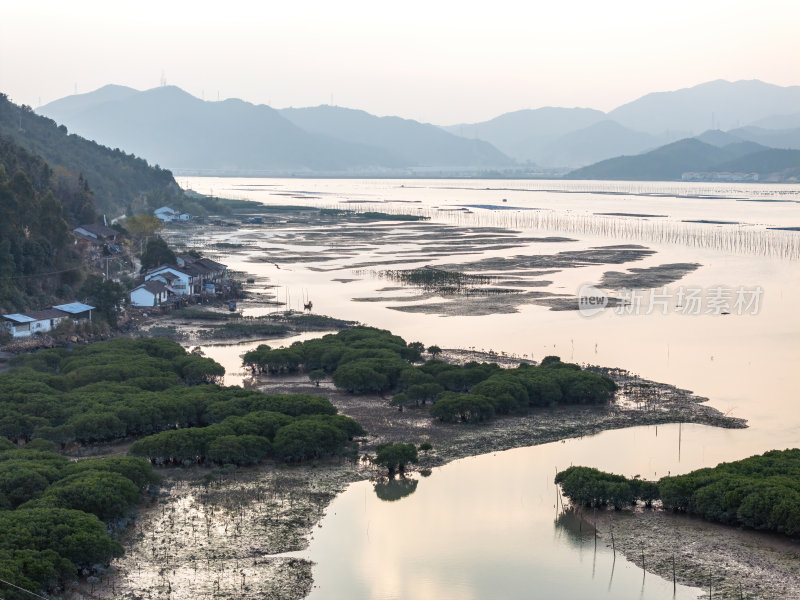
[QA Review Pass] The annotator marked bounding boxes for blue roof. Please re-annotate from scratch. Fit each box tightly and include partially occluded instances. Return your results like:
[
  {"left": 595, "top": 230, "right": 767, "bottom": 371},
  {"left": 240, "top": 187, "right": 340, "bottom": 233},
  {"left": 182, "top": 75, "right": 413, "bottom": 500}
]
[
  {"left": 2, "top": 313, "right": 35, "bottom": 323},
  {"left": 53, "top": 302, "right": 96, "bottom": 314}
]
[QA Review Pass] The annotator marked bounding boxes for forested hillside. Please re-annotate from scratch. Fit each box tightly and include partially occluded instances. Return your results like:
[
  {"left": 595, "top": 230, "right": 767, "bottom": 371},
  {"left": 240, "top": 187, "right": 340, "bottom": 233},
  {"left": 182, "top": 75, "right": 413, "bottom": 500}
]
[
  {"left": 0, "top": 135, "right": 89, "bottom": 312},
  {"left": 0, "top": 93, "right": 181, "bottom": 216}
]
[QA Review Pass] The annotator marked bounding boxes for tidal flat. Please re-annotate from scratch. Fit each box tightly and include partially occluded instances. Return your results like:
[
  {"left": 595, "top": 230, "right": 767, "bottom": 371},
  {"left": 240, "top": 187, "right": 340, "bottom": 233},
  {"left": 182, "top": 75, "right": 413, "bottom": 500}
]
[
  {"left": 93, "top": 304, "right": 750, "bottom": 600},
  {"left": 591, "top": 508, "right": 800, "bottom": 599},
  {"left": 150, "top": 182, "right": 800, "bottom": 598}
]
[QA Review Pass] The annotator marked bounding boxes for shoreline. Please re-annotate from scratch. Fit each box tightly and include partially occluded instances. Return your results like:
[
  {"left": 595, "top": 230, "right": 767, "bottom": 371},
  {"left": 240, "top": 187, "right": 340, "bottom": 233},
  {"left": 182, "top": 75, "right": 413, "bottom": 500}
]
[
  {"left": 80, "top": 332, "right": 758, "bottom": 599},
  {"left": 588, "top": 506, "right": 800, "bottom": 600}
]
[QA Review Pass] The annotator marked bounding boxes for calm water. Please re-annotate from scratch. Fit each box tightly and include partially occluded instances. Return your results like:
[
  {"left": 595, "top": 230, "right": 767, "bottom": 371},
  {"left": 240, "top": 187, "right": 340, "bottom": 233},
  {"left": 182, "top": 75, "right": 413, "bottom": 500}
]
[{"left": 181, "top": 178, "right": 800, "bottom": 599}]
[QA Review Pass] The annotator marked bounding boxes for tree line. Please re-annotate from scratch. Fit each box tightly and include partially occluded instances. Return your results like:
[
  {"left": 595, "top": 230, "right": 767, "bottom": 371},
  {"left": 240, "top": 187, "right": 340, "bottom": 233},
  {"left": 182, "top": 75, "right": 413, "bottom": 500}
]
[
  {"left": 555, "top": 448, "right": 800, "bottom": 536},
  {"left": 244, "top": 326, "right": 617, "bottom": 423},
  {"left": 0, "top": 442, "right": 159, "bottom": 599},
  {"left": 1, "top": 337, "right": 367, "bottom": 466},
  {"left": 129, "top": 410, "right": 364, "bottom": 465},
  {"left": 0, "top": 338, "right": 235, "bottom": 446}
]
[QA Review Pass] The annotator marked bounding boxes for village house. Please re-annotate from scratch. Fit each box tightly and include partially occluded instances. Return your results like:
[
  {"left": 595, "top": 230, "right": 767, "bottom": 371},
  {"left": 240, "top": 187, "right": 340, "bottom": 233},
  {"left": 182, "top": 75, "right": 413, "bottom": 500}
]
[
  {"left": 145, "top": 265, "right": 195, "bottom": 295},
  {"left": 153, "top": 206, "right": 177, "bottom": 223},
  {"left": 130, "top": 280, "right": 171, "bottom": 307},
  {"left": 52, "top": 302, "right": 95, "bottom": 323},
  {"left": 143, "top": 257, "right": 228, "bottom": 297},
  {"left": 72, "top": 223, "right": 121, "bottom": 253},
  {"left": 73, "top": 223, "right": 118, "bottom": 244},
  {"left": 2, "top": 303, "right": 96, "bottom": 338}
]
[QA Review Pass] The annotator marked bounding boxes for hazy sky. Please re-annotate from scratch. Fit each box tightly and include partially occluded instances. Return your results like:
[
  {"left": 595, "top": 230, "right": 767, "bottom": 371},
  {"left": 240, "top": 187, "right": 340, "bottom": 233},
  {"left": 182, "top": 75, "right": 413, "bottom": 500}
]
[{"left": 2, "top": 0, "right": 798, "bottom": 124}]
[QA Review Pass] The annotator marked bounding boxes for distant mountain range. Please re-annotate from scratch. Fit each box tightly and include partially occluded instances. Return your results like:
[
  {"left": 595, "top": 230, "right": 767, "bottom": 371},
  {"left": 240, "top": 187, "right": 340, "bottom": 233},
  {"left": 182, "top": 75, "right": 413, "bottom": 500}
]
[
  {"left": 280, "top": 105, "right": 510, "bottom": 168},
  {"left": 35, "top": 79, "right": 800, "bottom": 178},
  {"left": 444, "top": 80, "right": 800, "bottom": 168},
  {"left": 38, "top": 86, "right": 512, "bottom": 175}
]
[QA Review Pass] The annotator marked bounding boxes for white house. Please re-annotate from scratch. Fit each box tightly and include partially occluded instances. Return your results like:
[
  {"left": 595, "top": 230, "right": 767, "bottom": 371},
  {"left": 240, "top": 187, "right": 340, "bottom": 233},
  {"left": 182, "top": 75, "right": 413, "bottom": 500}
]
[
  {"left": 1, "top": 313, "right": 36, "bottom": 337},
  {"left": 0, "top": 311, "right": 67, "bottom": 338},
  {"left": 130, "top": 281, "right": 171, "bottom": 307},
  {"left": 153, "top": 206, "right": 177, "bottom": 223},
  {"left": 2, "top": 305, "right": 93, "bottom": 338},
  {"left": 145, "top": 265, "right": 194, "bottom": 296}
]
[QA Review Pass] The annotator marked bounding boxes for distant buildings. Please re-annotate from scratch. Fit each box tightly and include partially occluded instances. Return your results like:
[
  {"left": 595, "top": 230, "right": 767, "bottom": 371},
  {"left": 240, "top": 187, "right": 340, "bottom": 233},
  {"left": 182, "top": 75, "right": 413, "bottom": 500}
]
[
  {"left": 153, "top": 206, "right": 192, "bottom": 223},
  {"left": 153, "top": 206, "right": 177, "bottom": 222},
  {"left": 2, "top": 302, "right": 95, "bottom": 338},
  {"left": 682, "top": 171, "right": 759, "bottom": 182}
]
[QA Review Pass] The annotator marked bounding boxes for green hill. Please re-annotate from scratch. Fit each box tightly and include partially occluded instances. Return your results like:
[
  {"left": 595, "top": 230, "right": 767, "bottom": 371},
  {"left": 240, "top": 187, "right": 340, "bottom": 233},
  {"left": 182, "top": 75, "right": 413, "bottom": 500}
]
[
  {"left": 565, "top": 139, "right": 730, "bottom": 180},
  {"left": 0, "top": 135, "right": 87, "bottom": 312},
  {"left": 713, "top": 148, "right": 800, "bottom": 177},
  {"left": 0, "top": 93, "right": 181, "bottom": 217},
  {"left": 564, "top": 138, "right": 789, "bottom": 181}
]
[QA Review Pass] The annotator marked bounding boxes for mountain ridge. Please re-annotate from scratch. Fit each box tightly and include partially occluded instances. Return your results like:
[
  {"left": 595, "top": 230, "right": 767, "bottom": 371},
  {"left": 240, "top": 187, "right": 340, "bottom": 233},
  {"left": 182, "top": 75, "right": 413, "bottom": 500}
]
[
  {"left": 565, "top": 138, "right": 799, "bottom": 181},
  {"left": 40, "top": 87, "right": 512, "bottom": 174},
  {"left": 37, "top": 79, "right": 800, "bottom": 175}
]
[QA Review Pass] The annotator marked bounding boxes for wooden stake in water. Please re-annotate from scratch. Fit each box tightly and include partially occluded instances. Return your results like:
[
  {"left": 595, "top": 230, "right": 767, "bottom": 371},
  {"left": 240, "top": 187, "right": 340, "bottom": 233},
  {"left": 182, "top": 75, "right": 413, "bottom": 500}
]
[{"left": 672, "top": 553, "right": 676, "bottom": 594}]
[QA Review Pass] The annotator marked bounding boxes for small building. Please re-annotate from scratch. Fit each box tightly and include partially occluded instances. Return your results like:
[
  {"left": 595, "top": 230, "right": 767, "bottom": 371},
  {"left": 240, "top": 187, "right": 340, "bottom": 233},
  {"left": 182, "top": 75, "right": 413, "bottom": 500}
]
[
  {"left": 145, "top": 265, "right": 195, "bottom": 296},
  {"left": 73, "top": 223, "right": 118, "bottom": 244},
  {"left": 130, "top": 281, "right": 171, "bottom": 307},
  {"left": 176, "top": 255, "right": 228, "bottom": 285},
  {"left": 2, "top": 306, "right": 84, "bottom": 338},
  {"left": 196, "top": 258, "right": 227, "bottom": 283},
  {"left": 52, "top": 302, "right": 95, "bottom": 323},
  {"left": 2, "top": 313, "right": 36, "bottom": 338},
  {"left": 26, "top": 309, "right": 70, "bottom": 334},
  {"left": 153, "top": 206, "right": 177, "bottom": 223}
]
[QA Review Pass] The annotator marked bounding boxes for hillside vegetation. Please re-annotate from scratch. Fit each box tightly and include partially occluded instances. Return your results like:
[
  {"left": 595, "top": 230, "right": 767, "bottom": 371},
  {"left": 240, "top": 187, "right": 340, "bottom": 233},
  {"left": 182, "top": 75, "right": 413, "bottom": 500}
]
[
  {"left": 0, "top": 93, "right": 181, "bottom": 216},
  {"left": 0, "top": 135, "right": 89, "bottom": 312}
]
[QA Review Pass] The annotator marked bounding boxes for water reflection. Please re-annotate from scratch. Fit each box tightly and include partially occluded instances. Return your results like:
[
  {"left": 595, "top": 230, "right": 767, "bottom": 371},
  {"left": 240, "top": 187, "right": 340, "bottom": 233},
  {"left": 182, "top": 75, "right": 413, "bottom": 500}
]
[
  {"left": 303, "top": 436, "right": 702, "bottom": 600},
  {"left": 374, "top": 478, "right": 419, "bottom": 502},
  {"left": 555, "top": 507, "right": 597, "bottom": 546}
]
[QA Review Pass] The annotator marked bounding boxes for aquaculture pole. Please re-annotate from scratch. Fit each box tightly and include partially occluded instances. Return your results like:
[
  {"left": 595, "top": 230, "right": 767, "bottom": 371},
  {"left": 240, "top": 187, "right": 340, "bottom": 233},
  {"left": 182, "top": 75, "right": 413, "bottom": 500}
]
[{"left": 672, "top": 553, "right": 676, "bottom": 594}]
